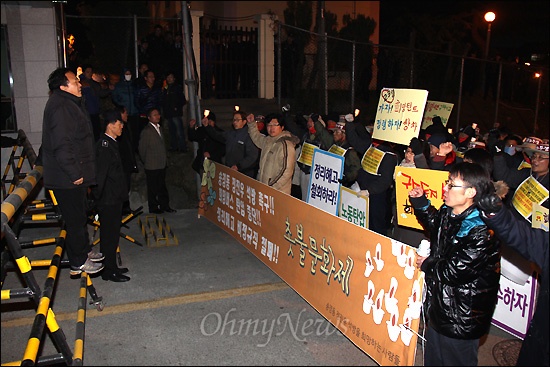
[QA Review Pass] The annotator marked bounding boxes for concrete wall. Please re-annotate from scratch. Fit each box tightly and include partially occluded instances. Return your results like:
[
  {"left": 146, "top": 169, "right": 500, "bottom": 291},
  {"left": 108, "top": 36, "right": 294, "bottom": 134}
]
[
  {"left": 1, "top": 1, "right": 57, "bottom": 148},
  {"left": 1, "top": 2, "right": 57, "bottom": 191}
]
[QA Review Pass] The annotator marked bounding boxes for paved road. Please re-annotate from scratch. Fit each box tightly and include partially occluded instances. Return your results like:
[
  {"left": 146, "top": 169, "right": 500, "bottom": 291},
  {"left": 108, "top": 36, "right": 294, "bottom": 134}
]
[{"left": 1, "top": 209, "right": 519, "bottom": 366}]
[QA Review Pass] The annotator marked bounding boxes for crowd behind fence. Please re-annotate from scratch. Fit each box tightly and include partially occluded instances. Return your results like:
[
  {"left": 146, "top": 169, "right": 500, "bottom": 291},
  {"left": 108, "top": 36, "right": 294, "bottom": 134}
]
[{"left": 65, "top": 14, "right": 548, "bottom": 138}]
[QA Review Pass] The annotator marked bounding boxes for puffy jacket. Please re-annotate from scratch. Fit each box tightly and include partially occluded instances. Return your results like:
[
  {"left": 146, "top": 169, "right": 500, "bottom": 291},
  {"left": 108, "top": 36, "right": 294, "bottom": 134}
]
[
  {"left": 41, "top": 89, "right": 96, "bottom": 189},
  {"left": 112, "top": 79, "right": 139, "bottom": 116},
  {"left": 483, "top": 206, "right": 548, "bottom": 366},
  {"left": 247, "top": 121, "right": 300, "bottom": 194},
  {"left": 411, "top": 198, "right": 501, "bottom": 339}
]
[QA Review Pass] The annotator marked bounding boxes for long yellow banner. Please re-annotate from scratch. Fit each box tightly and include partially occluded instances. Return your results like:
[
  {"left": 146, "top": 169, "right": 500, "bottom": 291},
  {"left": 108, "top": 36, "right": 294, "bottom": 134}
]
[{"left": 198, "top": 159, "right": 424, "bottom": 365}]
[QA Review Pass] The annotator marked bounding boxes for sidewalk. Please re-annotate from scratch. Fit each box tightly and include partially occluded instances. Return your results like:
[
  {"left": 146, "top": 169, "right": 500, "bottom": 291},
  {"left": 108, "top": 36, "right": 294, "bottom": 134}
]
[{"left": 1, "top": 208, "right": 520, "bottom": 366}]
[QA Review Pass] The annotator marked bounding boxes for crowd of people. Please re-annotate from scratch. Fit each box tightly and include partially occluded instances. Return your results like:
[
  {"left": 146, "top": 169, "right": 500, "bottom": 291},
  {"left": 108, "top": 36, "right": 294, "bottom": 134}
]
[
  {"left": 189, "top": 105, "right": 548, "bottom": 366},
  {"left": 36, "top": 61, "right": 548, "bottom": 364}
]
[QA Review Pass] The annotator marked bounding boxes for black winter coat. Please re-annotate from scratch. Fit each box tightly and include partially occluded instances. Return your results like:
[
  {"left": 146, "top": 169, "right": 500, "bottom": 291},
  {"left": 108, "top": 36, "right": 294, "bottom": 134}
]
[
  {"left": 483, "top": 206, "right": 548, "bottom": 366},
  {"left": 411, "top": 198, "right": 501, "bottom": 339},
  {"left": 92, "top": 135, "right": 129, "bottom": 206},
  {"left": 161, "top": 83, "right": 186, "bottom": 119},
  {"left": 205, "top": 125, "right": 259, "bottom": 178},
  {"left": 41, "top": 89, "right": 96, "bottom": 189}
]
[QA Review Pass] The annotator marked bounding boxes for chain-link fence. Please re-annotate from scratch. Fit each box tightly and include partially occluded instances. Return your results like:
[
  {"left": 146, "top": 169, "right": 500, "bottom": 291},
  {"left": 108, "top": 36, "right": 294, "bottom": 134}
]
[
  {"left": 276, "top": 23, "right": 549, "bottom": 138},
  {"left": 64, "top": 14, "right": 548, "bottom": 138}
]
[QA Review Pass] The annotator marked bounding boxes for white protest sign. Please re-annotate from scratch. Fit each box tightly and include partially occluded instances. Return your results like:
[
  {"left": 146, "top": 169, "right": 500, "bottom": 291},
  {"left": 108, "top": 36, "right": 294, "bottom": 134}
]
[
  {"left": 339, "top": 186, "right": 369, "bottom": 228},
  {"left": 421, "top": 100, "right": 454, "bottom": 130},
  {"left": 306, "top": 148, "right": 344, "bottom": 216},
  {"left": 372, "top": 88, "right": 429, "bottom": 146}
]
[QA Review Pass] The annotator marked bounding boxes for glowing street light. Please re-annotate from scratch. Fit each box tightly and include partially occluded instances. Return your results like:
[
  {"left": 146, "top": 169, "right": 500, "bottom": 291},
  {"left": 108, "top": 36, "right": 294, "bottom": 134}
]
[
  {"left": 484, "top": 12, "right": 496, "bottom": 60},
  {"left": 534, "top": 72, "right": 542, "bottom": 134}
]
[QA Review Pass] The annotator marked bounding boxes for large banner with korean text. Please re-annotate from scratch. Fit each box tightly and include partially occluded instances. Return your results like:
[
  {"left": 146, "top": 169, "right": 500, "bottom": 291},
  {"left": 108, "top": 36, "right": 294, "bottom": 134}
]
[
  {"left": 198, "top": 159, "right": 424, "bottom": 366},
  {"left": 372, "top": 88, "right": 429, "bottom": 146}
]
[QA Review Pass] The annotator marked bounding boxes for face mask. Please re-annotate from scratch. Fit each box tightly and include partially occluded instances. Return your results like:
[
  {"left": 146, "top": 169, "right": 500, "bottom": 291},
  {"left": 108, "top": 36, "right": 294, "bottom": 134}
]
[
  {"left": 124, "top": 74, "right": 132, "bottom": 81},
  {"left": 504, "top": 146, "right": 516, "bottom": 156}
]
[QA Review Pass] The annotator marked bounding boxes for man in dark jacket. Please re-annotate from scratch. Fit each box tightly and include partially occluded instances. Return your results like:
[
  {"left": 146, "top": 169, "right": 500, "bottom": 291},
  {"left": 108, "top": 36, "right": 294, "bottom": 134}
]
[
  {"left": 41, "top": 67, "right": 103, "bottom": 275},
  {"left": 188, "top": 111, "right": 225, "bottom": 174},
  {"left": 409, "top": 162, "right": 500, "bottom": 366},
  {"left": 204, "top": 110, "right": 259, "bottom": 178},
  {"left": 92, "top": 109, "right": 130, "bottom": 282},
  {"left": 161, "top": 71, "right": 187, "bottom": 152},
  {"left": 478, "top": 191, "right": 548, "bottom": 367},
  {"left": 355, "top": 139, "right": 398, "bottom": 236}
]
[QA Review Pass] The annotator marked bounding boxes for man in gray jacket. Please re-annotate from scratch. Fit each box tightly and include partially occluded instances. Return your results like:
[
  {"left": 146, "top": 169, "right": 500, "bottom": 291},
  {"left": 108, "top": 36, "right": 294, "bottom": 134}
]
[
  {"left": 138, "top": 107, "right": 176, "bottom": 214},
  {"left": 41, "top": 67, "right": 103, "bottom": 275}
]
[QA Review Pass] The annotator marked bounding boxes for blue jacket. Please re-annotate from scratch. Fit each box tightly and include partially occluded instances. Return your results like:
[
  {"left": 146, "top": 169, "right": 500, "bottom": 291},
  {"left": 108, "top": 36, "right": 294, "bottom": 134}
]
[
  {"left": 112, "top": 80, "right": 139, "bottom": 116},
  {"left": 411, "top": 197, "right": 501, "bottom": 340}
]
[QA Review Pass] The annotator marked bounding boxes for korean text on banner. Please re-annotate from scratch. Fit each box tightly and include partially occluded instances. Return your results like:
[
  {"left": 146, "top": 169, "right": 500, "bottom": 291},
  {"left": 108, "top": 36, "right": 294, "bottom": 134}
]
[
  {"left": 394, "top": 166, "right": 449, "bottom": 230},
  {"left": 372, "top": 88, "right": 429, "bottom": 146},
  {"left": 197, "top": 159, "right": 425, "bottom": 366}
]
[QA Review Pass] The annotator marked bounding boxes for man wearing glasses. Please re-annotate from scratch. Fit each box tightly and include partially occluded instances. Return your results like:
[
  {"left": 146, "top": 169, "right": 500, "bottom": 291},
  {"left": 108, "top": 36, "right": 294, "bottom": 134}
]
[
  {"left": 493, "top": 136, "right": 549, "bottom": 214},
  {"left": 408, "top": 162, "right": 500, "bottom": 366},
  {"left": 203, "top": 111, "right": 259, "bottom": 178},
  {"left": 246, "top": 113, "right": 300, "bottom": 194}
]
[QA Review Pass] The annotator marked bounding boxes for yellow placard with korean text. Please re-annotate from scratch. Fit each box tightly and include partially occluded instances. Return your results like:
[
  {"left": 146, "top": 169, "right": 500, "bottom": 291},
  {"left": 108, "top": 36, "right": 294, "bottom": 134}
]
[
  {"left": 198, "top": 159, "right": 424, "bottom": 366},
  {"left": 394, "top": 166, "right": 450, "bottom": 231},
  {"left": 511, "top": 176, "right": 549, "bottom": 221},
  {"left": 328, "top": 144, "right": 347, "bottom": 157},
  {"left": 421, "top": 100, "right": 454, "bottom": 130},
  {"left": 361, "top": 146, "right": 385, "bottom": 175},
  {"left": 372, "top": 88, "right": 429, "bottom": 146},
  {"left": 531, "top": 202, "right": 549, "bottom": 231},
  {"left": 297, "top": 142, "right": 317, "bottom": 166}
]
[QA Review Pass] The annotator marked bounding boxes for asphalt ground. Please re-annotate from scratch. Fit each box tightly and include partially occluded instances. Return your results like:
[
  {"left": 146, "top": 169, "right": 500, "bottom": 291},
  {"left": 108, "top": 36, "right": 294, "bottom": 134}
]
[{"left": 1, "top": 208, "right": 521, "bottom": 366}]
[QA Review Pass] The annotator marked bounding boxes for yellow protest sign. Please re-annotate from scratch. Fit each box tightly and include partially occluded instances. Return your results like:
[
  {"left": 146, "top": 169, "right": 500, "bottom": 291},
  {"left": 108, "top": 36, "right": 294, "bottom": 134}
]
[
  {"left": 512, "top": 176, "right": 549, "bottom": 220},
  {"left": 328, "top": 144, "right": 347, "bottom": 156},
  {"left": 394, "top": 166, "right": 449, "bottom": 230},
  {"left": 297, "top": 142, "right": 317, "bottom": 166},
  {"left": 361, "top": 146, "right": 385, "bottom": 175}
]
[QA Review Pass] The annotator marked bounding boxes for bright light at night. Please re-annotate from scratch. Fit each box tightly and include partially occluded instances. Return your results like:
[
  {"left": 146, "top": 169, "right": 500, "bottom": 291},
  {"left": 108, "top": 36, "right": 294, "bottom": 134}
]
[{"left": 484, "top": 12, "right": 495, "bottom": 23}]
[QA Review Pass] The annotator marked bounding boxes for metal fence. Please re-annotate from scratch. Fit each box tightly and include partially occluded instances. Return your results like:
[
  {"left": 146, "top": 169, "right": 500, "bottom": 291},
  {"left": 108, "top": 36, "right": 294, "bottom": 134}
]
[
  {"left": 276, "top": 23, "right": 549, "bottom": 138},
  {"left": 64, "top": 14, "right": 548, "bottom": 138}
]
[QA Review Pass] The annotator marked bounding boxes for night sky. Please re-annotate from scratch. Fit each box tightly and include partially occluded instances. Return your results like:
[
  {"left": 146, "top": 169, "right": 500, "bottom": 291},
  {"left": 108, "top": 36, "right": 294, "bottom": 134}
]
[{"left": 380, "top": 1, "right": 549, "bottom": 62}]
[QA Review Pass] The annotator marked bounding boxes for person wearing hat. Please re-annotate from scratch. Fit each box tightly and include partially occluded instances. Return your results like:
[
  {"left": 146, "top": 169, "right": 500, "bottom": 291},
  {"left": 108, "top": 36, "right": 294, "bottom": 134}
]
[
  {"left": 427, "top": 133, "right": 458, "bottom": 171},
  {"left": 92, "top": 109, "right": 130, "bottom": 282},
  {"left": 312, "top": 116, "right": 361, "bottom": 188},
  {"left": 493, "top": 136, "right": 549, "bottom": 212}
]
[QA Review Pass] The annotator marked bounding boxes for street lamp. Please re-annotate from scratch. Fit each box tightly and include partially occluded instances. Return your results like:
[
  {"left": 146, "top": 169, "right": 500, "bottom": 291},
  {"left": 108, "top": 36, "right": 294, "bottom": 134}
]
[
  {"left": 534, "top": 72, "right": 542, "bottom": 134},
  {"left": 484, "top": 12, "right": 496, "bottom": 60}
]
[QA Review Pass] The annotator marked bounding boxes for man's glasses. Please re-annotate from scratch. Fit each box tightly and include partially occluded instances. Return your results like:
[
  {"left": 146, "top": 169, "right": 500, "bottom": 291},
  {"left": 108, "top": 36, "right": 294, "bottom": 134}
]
[
  {"left": 531, "top": 154, "right": 549, "bottom": 161},
  {"left": 267, "top": 123, "right": 280, "bottom": 127},
  {"left": 444, "top": 179, "right": 471, "bottom": 190},
  {"left": 233, "top": 118, "right": 242, "bottom": 121}
]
